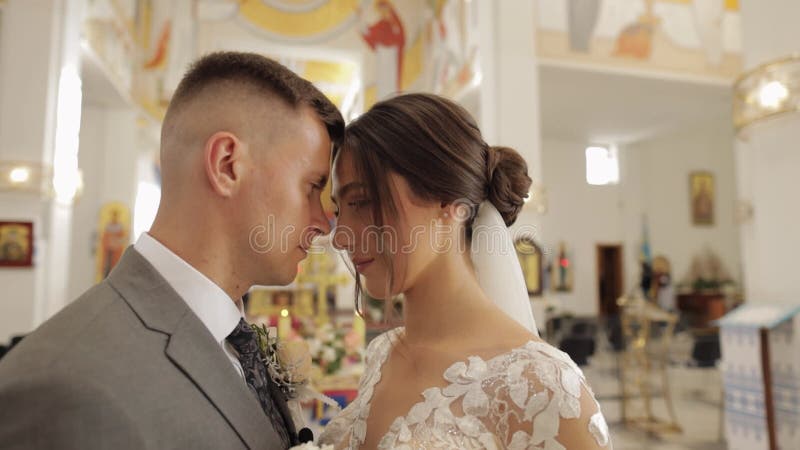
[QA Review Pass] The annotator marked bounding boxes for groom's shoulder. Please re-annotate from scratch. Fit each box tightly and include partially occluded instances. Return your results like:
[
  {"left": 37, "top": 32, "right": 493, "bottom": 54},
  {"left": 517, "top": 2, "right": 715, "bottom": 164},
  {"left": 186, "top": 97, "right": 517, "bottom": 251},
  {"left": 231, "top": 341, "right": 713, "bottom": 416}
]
[
  {"left": 0, "top": 282, "right": 150, "bottom": 447},
  {"left": 0, "top": 279, "right": 145, "bottom": 379}
]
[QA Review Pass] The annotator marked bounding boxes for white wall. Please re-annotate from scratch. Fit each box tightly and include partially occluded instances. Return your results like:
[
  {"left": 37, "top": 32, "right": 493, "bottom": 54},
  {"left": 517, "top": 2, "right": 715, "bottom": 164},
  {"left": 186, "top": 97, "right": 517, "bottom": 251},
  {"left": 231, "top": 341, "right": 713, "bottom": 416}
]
[
  {"left": 539, "top": 138, "right": 627, "bottom": 316},
  {"left": 540, "top": 117, "right": 741, "bottom": 316},
  {"left": 68, "top": 105, "right": 104, "bottom": 300},
  {"left": 0, "top": 0, "right": 83, "bottom": 343},
  {"left": 67, "top": 105, "right": 142, "bottom": 302},
  {"left": 631, "top": 119, "right": 742, "bottom": 289}
]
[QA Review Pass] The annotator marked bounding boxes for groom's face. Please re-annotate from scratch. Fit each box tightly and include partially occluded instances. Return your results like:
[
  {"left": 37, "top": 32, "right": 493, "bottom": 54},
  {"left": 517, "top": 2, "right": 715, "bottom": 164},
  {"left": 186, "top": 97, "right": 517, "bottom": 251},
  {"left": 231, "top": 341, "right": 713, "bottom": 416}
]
[{"left": 242, "top": 106, "right": 332, "bottom": 285}]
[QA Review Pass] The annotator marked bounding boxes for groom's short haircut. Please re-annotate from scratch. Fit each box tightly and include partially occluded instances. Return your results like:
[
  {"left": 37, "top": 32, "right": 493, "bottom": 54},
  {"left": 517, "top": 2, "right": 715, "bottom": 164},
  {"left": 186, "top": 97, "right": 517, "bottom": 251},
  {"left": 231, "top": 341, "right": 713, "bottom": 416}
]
[{"left": 164, "top": 51, "right": 344, "bottom": 146}]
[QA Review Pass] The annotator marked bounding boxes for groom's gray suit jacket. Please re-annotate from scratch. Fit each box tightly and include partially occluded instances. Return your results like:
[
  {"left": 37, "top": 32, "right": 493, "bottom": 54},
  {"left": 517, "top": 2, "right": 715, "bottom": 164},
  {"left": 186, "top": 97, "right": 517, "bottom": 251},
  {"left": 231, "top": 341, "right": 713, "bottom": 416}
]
[{"left": 0, "top": 247, "right": 293, "bottom": 449}]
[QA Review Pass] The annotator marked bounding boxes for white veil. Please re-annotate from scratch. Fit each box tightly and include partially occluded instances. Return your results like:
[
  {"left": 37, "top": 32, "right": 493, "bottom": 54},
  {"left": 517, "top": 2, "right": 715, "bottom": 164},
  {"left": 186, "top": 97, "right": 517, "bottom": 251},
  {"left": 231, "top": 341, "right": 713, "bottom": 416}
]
[{"left": 470, "top": 202, "right": 539, "bottom": 335}]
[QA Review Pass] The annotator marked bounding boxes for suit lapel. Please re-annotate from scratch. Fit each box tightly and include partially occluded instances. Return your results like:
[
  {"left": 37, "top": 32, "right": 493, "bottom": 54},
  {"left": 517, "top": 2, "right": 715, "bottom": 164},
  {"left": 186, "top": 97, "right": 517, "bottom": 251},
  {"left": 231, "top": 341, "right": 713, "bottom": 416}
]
[
  {"left": 268, "top": 377, "right": 298, "bottom": 441},
  {"left": 165, "top": 315, "right": 280, "bottom": 449},
  {"left": 107, "top": 248, "right": 283, "bottom": 449}
]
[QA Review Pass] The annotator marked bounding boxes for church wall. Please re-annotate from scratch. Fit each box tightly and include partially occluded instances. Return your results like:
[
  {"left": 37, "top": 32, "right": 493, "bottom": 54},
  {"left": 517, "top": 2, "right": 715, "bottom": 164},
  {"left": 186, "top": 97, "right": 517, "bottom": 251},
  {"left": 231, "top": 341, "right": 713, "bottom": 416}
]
[
  {"left": 68, "top": 106, "right": 106, "bottom": 301},
  {"left": 540, "top": 118, "right": 741, "bottom": 317},
  {"left": 540, "top": 137, "right": 626, "bottom": 317},
  {"left": 631, "top": 118, "right": 742, "bottom": 290},
  {"left": 66, "top": 105, "right": 142, "bottom": 305}
]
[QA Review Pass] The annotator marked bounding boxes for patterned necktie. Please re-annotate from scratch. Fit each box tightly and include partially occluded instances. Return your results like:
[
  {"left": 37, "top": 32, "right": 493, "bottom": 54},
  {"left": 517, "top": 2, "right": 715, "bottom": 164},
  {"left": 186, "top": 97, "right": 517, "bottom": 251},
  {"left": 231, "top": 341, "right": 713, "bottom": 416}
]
[{"left": 226, "top": 318, "right": 293, "bottom": 447}]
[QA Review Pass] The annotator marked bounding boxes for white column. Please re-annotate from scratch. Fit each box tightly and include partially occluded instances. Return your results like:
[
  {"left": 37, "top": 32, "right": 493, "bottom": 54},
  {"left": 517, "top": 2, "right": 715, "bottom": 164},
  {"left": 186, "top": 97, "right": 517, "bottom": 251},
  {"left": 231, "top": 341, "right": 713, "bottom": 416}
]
[
  {"left": 736, "top": 0, "right": 800, "bottom": 304},
  {"left": 477, "top": 0, "right": 543, "bottom": 230},
  {"left": 0, "top": 0, "right": 85, "bottom": 341},
  {"left": 68, "top": 107, "right": 140, "bottom": 300},
  {"left": 99, "top": 110, "right": 140, "bottom": 207}
]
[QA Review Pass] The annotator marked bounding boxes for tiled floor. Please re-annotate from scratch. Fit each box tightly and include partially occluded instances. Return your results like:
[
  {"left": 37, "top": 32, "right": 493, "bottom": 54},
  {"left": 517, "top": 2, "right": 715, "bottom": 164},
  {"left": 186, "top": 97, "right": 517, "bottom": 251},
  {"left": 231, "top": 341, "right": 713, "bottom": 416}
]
[{"left": 581, "top": 331, "right": 727, "bottom": 449}]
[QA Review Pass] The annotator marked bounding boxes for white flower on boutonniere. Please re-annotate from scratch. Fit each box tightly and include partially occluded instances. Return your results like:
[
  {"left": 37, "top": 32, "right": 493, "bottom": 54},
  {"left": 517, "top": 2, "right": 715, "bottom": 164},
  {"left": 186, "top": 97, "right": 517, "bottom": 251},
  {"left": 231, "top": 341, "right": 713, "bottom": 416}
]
[
  {"left": 277, "top": 340, "right": 313, "bottom": 384},
  {"left": 251, "top": 324, "right": 341, "bottom": 427}
]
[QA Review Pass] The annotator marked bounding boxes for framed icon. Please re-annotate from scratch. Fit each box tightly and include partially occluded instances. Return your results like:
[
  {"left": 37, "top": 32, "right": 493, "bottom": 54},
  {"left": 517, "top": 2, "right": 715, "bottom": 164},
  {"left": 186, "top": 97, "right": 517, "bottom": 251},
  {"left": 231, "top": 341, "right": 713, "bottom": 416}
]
[
  {"left": 515, "top": 236, "right": 543, "bottom": 296},
  {"left": 0, "top": 221, "right": 33, "bottom": 267},
  {"left": 690, "top": 171, "right": 714, "bottom": 226}
]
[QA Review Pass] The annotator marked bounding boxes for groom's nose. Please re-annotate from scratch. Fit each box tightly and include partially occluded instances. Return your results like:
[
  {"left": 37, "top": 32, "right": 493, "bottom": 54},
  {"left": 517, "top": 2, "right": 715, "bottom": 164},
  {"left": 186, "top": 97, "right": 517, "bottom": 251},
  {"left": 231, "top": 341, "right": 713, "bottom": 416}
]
[{"left": 310, "top": 197, "right": 331, "bottom": 236}]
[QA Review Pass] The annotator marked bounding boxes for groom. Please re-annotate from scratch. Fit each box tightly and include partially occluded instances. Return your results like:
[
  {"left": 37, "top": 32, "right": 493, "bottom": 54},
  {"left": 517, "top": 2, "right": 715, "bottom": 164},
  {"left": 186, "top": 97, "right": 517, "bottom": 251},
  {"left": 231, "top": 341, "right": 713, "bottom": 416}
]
[{"left": 0, "top": 52, "right": 343, "bottom": 449}]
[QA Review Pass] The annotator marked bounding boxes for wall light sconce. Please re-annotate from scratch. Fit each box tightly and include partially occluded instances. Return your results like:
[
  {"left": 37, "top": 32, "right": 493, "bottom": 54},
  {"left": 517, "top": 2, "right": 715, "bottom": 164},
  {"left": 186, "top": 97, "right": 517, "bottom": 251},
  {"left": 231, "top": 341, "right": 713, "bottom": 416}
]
[
  {"left": 734, "top": 55, "right": 800, "bottom": 133},
  {"left": 0, "top": 161, "right": 51, "bottom": 195},
  {"left": 0, "top": 160, "right": 83, "bottom": 202}
]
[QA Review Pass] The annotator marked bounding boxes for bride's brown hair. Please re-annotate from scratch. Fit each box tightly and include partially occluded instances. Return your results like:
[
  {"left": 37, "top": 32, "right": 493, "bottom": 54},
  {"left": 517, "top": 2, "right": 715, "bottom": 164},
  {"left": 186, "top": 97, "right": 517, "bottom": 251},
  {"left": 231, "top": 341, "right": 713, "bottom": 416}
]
[{"left": 335, "top": 93, "right": 531, "bottom": 315}]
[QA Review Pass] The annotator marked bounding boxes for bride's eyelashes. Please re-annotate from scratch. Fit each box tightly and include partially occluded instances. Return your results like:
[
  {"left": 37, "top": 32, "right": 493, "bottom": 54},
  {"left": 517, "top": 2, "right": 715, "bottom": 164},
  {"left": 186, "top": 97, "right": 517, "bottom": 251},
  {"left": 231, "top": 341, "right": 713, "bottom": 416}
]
[
  {"left": 348, "top": 198, "right": 372, "bottom": 211},
  {"left": 332, "top": 198, "right": 371, "bottom": 218}
]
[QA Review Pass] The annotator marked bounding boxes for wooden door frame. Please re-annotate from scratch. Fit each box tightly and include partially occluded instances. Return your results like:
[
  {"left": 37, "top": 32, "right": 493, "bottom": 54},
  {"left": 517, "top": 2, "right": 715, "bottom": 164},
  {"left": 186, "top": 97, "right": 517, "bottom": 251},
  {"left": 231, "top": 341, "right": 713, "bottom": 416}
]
[{"left": 596, "top": 243, "right": 625, "bottom": 316}]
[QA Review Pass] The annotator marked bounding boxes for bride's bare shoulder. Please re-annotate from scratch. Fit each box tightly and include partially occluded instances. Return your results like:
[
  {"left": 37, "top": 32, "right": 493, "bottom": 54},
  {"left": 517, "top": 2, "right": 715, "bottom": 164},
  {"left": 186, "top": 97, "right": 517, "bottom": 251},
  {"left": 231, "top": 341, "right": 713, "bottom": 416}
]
[{"left": 364, "top": 326, "right": 404, "bottom": 359}]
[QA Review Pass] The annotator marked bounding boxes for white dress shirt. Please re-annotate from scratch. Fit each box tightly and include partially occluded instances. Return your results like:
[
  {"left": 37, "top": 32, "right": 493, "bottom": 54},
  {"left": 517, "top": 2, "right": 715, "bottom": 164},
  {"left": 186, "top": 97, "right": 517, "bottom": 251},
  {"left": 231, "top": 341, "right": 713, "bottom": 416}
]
[{"left": 134, "top": 233, "right": 245, "bottom": 379}]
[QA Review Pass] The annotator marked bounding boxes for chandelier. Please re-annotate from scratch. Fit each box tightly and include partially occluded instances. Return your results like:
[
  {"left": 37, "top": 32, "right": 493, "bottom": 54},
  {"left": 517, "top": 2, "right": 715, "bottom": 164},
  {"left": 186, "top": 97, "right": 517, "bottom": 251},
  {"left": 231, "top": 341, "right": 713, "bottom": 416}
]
[{"left": 734, "top": 55, "right": 800, "bottom": 133}]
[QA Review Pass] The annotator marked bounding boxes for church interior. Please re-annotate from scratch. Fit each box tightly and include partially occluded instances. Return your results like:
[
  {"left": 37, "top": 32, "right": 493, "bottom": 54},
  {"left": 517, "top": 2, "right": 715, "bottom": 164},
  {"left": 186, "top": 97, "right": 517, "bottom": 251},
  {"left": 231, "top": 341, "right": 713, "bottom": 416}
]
[{"left": 1, "top": 0, "right": 799, "bottom": 449}]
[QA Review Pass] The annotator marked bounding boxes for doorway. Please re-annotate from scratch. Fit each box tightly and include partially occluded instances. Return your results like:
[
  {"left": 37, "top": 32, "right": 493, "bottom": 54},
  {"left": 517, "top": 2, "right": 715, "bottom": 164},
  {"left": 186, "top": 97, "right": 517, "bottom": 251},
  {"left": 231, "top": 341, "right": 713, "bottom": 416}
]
[{"left": 597, "top": 244, "right": 624, "bottom": 317}]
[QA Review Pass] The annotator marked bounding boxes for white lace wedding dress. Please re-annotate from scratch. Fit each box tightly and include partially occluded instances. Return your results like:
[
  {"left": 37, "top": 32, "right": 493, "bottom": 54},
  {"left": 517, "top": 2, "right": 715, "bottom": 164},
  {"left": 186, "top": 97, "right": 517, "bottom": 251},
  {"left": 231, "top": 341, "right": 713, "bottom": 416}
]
[{"left": 319, "top": 327, "right": 611, "bottom": 450}]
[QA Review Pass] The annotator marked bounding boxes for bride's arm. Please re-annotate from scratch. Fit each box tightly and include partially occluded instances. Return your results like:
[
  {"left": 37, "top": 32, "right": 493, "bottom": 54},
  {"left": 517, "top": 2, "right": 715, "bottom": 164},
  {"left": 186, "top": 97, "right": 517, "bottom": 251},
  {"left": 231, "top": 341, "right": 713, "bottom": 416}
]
[
  {"left": 553, "top": 383, "right": 612, "bottom": 450},
  {"left": 501, "top": 351, "right": 612, "bottom": 450}
]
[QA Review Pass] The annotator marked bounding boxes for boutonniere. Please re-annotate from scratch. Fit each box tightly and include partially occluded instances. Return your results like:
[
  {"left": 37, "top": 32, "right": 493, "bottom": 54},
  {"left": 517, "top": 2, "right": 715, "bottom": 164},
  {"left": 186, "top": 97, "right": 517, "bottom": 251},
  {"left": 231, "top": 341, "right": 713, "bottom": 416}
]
[
  {"left": 251, "top": 324, "right": 312, "bottom": 400},
  {"left": 251, "top": 324, "right": 341, "bottom": 430}
]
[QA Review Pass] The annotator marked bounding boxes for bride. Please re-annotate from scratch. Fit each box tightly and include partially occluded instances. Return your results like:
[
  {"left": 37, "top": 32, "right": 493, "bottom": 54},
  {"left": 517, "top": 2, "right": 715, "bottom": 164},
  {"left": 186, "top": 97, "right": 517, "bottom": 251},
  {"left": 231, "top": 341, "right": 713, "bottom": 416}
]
[{"left": 319, "top": 93, "right": 611, "bottom": 449}]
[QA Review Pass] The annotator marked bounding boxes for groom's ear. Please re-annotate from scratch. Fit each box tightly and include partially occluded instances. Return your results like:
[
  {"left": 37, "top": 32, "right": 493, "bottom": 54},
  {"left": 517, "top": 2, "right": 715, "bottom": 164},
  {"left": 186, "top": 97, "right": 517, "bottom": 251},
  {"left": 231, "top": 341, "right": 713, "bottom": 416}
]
[{"left": 204, "top": 131, "right": 243, "bottom": 197}]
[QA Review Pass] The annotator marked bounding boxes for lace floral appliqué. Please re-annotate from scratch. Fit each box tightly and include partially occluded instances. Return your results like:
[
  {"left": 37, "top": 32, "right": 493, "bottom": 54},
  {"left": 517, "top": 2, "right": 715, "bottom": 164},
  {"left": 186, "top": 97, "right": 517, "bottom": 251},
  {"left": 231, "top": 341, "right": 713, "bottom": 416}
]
[{"left": 319, "top": 328, "right": 611, "bottom": 449}]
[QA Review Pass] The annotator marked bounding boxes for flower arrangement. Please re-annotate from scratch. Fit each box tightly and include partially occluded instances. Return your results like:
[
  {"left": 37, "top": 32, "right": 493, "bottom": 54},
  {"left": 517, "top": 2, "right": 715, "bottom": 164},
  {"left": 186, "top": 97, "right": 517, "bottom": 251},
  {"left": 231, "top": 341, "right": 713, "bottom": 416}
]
[
  {"left": 678, "top": 247, "right": 736, "bottom": 293},
  {"left": 291, "top": 317, "right": 365, "bottom": 379},
  {"left": 305, "top": 322, "right": 349, "bottom": 376}
]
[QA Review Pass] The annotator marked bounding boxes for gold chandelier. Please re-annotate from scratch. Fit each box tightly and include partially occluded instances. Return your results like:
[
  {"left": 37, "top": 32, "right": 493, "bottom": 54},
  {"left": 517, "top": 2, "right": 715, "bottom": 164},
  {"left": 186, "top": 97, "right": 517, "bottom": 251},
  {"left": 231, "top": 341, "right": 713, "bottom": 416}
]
[{"left": 734, "top": 55, "right": 800, "bottom": 133}]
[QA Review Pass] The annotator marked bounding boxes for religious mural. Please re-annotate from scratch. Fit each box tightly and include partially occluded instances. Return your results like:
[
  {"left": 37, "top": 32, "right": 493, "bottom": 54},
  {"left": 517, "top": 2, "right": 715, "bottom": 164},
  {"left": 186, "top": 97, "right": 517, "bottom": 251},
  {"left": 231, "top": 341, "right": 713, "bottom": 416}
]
[
  {"left": 197, "top": 0, "right": 479, "bottom": 109},
  {"left": 135, "top": 0, "right": 195, "bottom": 118},
  {"left": 358, "top": 0, "right": 406, "bottom": 100},
  {"left": 83, "top": 0, "right": 479, "bottom": 121},
  {"left": 536, "top": 0, "right": 742, "bottom": 80},
  {"left": 83, "top": 0, "right": 195, "bottom": 120}
]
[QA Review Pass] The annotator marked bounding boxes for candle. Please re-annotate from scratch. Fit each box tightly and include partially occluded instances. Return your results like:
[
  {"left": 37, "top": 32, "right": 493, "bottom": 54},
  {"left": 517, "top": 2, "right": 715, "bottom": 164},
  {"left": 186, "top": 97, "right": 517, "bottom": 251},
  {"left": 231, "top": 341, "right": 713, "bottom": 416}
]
[{"left": 278, "top": 308, "right": 291, "bottom": 339}]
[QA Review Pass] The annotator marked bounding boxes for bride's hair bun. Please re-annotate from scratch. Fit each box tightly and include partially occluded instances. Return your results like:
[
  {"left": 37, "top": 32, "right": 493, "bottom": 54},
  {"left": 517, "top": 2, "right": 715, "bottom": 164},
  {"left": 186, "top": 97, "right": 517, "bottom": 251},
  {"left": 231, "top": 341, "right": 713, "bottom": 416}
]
[{"left": 486, "top": 146, "right": 532, "bottom": 226}]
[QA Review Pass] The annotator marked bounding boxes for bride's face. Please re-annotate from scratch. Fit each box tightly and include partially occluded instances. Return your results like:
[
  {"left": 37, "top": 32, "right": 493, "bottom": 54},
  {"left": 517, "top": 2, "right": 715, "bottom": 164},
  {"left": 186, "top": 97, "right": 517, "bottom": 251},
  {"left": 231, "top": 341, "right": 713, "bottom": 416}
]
[{"left": 331, "top": 150, "right": 443, "bottom": 299}]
